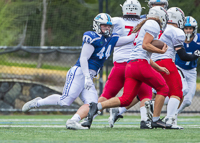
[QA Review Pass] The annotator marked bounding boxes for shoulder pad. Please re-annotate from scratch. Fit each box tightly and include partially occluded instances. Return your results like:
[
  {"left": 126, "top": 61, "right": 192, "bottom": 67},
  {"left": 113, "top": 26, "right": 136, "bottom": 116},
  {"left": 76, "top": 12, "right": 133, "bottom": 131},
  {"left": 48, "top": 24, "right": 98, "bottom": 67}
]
[{"left": 83, "top": 31, "right": 100, "bottom": 44}]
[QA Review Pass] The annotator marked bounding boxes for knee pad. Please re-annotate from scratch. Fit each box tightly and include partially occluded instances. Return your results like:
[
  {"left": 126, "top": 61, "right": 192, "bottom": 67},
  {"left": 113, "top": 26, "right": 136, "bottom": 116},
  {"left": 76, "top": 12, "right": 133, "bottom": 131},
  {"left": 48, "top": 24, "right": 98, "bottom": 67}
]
[
  {"left": 118, "top": 96, "right": 132, "bottom": 107},
  {"left": 156, "top": 84, "right": 169, "bottom": 97}
]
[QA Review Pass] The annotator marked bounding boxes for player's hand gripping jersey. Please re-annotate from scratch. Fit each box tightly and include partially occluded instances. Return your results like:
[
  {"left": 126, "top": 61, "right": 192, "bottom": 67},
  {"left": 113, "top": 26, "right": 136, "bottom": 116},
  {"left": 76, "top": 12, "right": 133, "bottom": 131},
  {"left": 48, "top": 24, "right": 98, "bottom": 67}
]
[
  {"left": 130, "top": 20, "right": 160, "bottom": 63},
  {"left": 175, "top": 33, "right": 200, "bottom": 69},
  {"left": 75, "top": 31, "right": 119, "bottom": 73},
  {"left": 112, "top": 17, "right": 144, "bottom": 63},
  {"left": 151, "top": 24, "right": 185, "bottom": 61}
]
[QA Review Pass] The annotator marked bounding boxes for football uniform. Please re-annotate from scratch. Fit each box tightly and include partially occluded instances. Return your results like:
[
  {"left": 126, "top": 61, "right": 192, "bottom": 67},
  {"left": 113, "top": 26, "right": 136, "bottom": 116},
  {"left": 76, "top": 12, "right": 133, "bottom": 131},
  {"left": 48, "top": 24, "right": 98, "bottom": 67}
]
[
  {"left": 100, "top": 17, "right": 152, "bottom": 101},
  {"left": 175, "top": 33, "right": 200, "bottom": 107},
  {"left": 61, "top": 31, "right": 119, "bottom": 106},
  {"left": 118, "top": 20, "right": 169, "bottom": 107},
  {"left": 151, "top": 24, "right": 184, "bottom": 99}
]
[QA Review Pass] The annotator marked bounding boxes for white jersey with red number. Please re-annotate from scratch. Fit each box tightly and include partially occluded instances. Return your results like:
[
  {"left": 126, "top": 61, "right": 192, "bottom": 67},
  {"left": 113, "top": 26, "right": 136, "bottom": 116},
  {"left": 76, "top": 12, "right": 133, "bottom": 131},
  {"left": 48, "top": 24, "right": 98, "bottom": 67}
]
[
  {"left": 151, "top": 24, "right": 185, "bottom": 61},
  {"left": 130, "top": 20, "right": 160, "bottom": 63},
  {"left": 112, "top": 17, "right": 143, "bottom": 63}
]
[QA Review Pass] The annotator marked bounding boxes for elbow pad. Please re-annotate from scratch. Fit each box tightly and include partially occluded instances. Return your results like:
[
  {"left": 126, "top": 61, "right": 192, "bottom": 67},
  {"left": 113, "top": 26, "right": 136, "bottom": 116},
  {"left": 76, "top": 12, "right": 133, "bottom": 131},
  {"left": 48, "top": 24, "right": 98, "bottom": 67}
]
[{"left": 176, "top": 48, "right": 198, "bottom": 61}]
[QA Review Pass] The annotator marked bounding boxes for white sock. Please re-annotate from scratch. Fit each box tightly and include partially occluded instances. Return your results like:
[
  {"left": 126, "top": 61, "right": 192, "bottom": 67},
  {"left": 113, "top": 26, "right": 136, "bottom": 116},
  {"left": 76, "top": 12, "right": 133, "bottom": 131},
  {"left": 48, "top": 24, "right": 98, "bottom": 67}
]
[
  {"left": 167, "top": 97, "right": 180, "bottom": 118},
  {"left": 97, "top": 103, "right": 102, "bottom": 110},
  {"left": 37, "top": 94, "right": 61, "bottom": 107},
  {"left": 177, "top": 100, "right": 191, "bottom": 114},
  {"left": 118, "top": 107, "right": 127, "bottom": 116},
  {"left": 71, "top": 114, "right": 81, "bottom": 122},
  {"left": 140, "top": 106, "right": 147, "bottom": 121},
  {"left": 152, "top": 117, "right": 160, "bottom": 122},
  {"left": 164, "top": 96, "right": 169, "bottom": 105}
]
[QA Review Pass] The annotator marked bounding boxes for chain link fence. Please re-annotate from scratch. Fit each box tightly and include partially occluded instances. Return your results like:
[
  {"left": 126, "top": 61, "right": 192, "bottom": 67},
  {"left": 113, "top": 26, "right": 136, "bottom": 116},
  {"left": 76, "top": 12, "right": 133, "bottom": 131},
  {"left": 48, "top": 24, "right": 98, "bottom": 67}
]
[{"left": 1, "top": 0, "right": 200, "bottom": 113}]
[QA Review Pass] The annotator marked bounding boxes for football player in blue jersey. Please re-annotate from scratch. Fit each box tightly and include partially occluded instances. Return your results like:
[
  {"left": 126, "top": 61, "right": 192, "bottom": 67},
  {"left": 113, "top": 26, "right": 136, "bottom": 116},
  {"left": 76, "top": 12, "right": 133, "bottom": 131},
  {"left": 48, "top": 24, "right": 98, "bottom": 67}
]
[
  {"left": 22, "top": 13, "right": 137, "bottom": 130},
  {"left": 175, "top": 16, "right": 200, "bottom": 118}
]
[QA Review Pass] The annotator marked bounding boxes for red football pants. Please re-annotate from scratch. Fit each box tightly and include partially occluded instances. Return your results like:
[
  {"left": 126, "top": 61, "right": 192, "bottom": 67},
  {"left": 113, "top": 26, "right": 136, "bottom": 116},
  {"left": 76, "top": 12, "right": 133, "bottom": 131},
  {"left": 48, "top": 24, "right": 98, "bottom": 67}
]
[
  {"left": 155, "top": 59, "right": 183, "bottom": 99},
  {"left": 100, "top": 62, "right": 152, "bottom": 101},
  {"left": 119, "top": 59, "right": 169, "bottom": 107}
]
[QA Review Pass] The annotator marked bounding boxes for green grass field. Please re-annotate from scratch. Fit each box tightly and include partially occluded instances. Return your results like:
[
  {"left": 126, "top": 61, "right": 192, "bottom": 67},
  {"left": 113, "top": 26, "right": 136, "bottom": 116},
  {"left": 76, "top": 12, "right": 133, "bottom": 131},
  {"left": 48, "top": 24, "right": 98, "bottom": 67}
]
[{"left": 0, "top": 115, "right": 200, "bottom": 143}]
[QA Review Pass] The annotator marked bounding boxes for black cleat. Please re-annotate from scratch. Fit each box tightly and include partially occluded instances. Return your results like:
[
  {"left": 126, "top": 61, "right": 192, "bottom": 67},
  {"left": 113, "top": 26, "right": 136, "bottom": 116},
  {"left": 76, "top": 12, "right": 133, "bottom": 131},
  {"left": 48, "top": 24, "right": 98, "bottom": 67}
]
[
  {"left": 81, "top": 102, "right": 98, "bottom": 128},
  {"left": 151, "top": 119, "right": 172, "bottom": 129},
  {"left": 140, "top": 120, "right": 152, "bottom": 129}
]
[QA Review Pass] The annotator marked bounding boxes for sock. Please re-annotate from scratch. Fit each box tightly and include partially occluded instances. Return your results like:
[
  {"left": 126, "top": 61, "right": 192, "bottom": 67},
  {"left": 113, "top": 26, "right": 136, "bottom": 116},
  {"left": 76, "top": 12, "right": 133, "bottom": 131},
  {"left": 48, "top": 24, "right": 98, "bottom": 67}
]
[
  {"left": 97, "top": 103, "right": 102, "bottom": 110},
  {"left": 140, "top": 106, "right": 147, "bottom": 121},
  {"left": 118, "top": 107, "right": 127, "bottom": 116},
  {"left": 37, "top": 94, "right": 61, "bottom": 107},
  {"left": 152, "top": 117, "right": 160, "bottom": 122},
  {"left": 164, "top": 96, "right": 169, "bottom": 105},
  {"left": 167, "top": 97, "right": 180, "bottom": 118},
  {"left": 71, "top": 114, "right": 81, "bottom": 122}
]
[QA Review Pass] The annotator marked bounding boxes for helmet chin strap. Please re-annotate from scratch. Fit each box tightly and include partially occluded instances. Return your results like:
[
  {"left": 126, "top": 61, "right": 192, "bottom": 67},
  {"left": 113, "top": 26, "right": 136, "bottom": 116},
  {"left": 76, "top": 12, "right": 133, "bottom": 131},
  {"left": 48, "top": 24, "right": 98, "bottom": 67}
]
[{"left": 186, "top": 33, "right": 192, "bottom": 41}]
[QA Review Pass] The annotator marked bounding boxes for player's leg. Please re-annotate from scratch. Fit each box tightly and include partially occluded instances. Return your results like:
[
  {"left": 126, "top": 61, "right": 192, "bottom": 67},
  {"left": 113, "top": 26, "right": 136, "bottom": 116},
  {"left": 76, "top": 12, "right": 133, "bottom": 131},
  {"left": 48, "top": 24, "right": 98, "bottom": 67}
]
[
  {"left": 99, "top": 62, "right": 126, "bottom": 102},
  {"left": 177, "top": 68, "right": 196, "bottom": 114},
  {"left": 22, "top": 66, "right": 83, "bottom": 112},
  {"left": 157, "top": 59, "right": 183, "bottom": 129}
]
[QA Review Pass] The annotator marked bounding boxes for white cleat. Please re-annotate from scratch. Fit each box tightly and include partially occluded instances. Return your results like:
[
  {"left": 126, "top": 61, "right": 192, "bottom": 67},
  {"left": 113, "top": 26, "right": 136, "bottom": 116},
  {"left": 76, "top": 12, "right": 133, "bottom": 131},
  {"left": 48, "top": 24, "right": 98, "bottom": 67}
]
[
  {"left": 22, "top": 97, "right": 42, "bottom": 112},
  {"left": 108, "top": 108, "right": 123, "bottom": 128},
  {"left": 66, "top": 119, "right": 89, "bottom": 130},
  {"left": 165, "top": 117, "right": 183, "bottom": 130}
]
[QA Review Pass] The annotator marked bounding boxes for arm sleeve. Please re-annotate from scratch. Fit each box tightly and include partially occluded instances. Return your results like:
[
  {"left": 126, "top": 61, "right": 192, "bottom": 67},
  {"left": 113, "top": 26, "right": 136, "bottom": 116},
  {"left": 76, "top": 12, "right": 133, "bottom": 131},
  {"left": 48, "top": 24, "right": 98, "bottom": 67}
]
[
  {"left": 176, "top": 47, "right": 198, "bottom": 61},
  {"left": 80, "top": 43, "right": 95, "bottom": 77},
  {"left": 115, "top": 33, "right": 136, "bottom": 47}
]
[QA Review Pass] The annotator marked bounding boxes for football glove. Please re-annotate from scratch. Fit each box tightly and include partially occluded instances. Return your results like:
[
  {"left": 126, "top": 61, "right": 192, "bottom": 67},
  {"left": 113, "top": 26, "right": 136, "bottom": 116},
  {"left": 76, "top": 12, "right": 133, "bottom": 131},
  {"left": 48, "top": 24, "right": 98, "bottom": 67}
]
[
  {"left": 84, "top": 76, "right": 93, "bottom": 90},
  {"left": 194, "top": 50, "right": 200, "bottom": 56}
]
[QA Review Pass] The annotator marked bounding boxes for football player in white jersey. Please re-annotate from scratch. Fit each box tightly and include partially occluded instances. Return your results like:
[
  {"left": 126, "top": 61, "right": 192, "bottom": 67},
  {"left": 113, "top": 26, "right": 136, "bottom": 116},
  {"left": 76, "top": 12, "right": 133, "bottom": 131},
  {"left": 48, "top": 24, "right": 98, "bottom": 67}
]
[
  {"left": 22, "top": 13, "right": 138, "bottom": 130},
  {"left": 95, "top": 0, "right": 152, "bottom": 129},
  {"left": 82, "top": 6, "right": 173, "bottom": 129},
  {"left": 108, "top": 0, "right": 169, "bottom": 129},
  {"left": 150, "top": 8, "right": 200, "bottom": 129}
]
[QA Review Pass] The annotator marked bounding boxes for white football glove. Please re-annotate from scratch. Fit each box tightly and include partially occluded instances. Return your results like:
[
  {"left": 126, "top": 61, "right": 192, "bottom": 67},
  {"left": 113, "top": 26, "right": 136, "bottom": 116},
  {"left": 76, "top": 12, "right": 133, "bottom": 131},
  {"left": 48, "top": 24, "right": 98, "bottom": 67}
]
[
  {"left": 194, "top": 50, "right": 200, "bottom": 56},
  {"left": 84, "top": 76, "right": 93, "bottom": 90}
]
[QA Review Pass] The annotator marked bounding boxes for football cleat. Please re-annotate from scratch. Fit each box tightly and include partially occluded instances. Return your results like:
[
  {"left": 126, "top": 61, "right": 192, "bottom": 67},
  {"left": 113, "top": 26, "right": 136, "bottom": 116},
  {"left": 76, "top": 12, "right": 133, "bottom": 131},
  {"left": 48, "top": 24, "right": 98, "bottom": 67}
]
[
  {"left": 140, "top": 120, "right": 152, "bottom": 129},
  {"left": 108, "top": 108, "right": 123, "bottom": 128},
  {"left": 165, "top": 117, "right": 183, "bottom": 130},
  {"left": 145, "top": 100, "right": 155, "bottom": 121},
  {"left": 22, "top": 97, "right": 42, "bottom": 112},
  {"left": 66, "top": 119, "right": 89, "bottom": 130},
  {"left": 151, "top": 119, "right": 172, "bottom": 129},
  {"left": 81, "top": 102, "right": 98, "bottom": 128}
]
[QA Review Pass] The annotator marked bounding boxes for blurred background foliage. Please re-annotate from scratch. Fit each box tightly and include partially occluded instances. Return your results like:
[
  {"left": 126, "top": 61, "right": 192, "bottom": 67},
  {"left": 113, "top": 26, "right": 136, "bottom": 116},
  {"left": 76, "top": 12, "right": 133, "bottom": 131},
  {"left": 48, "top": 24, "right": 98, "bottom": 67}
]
[{"left": 1, "top": 0, "right": 200, "bottom": 46}]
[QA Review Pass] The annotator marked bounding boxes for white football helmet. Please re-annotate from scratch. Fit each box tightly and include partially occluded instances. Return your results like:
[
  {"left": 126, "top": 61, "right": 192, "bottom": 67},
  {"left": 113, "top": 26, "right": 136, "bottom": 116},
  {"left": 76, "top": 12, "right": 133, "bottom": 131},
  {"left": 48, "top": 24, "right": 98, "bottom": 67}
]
[
  {"left": 147, "top": 6, "right": 168, "bottom": 30},
  {"left": 93, "top": 13, "right": 113, "bottom": 37},
  {"left": 184, "top": 16, "right": 198, "bottom": 40},
  {"left": 147, "top": 0, "right": 169, "bottom": 10},
  {"left": 167, "top": 7, "right": 185, "bottom": 29},
  {"left": 120, "top": 0, "right": 142, "bottom": 17}
]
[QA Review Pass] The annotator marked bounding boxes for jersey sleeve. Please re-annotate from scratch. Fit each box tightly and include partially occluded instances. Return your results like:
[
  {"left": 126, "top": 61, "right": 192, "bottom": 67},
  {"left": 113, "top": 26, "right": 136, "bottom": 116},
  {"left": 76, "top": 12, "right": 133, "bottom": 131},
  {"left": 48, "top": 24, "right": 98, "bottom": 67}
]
[
  {"left": 112, "top": 17, "right": 124, "bottom": 35},
  {"left": 82, "top": 31, "right": 100, "bottom": 46},
  {"left": 143, "top": 20, "right": 160, "bottom": 38},
  {"left": 172, "top": 29, "right": 185, "bottom": 48}
]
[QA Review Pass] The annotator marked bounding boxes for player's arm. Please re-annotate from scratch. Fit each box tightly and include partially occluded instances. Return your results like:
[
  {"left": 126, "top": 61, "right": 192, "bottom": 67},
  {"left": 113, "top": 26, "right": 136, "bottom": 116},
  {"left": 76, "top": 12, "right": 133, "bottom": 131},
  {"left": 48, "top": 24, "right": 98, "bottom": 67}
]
[
  {"left": 175, "top": 46, "right": 199, "bottom": 61},
  {"left": 150, "top": 59, "right": 170, "bottom": 75},
  {"left": 80, "top": 43, "right": 94, "bottom": 90},
  {"left": 115, "top": 33, "right": 136, "bottom": 47},
  {"left": 142, "top": 32, "right": 168, "bottom": 54}
]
